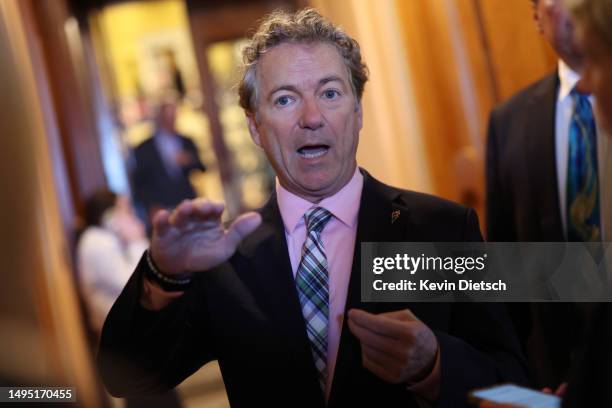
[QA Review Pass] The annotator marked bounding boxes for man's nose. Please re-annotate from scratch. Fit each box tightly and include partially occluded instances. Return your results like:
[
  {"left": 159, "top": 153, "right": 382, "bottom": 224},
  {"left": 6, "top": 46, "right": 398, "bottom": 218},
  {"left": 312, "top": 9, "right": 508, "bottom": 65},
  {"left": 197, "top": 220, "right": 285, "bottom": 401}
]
[{"left": 298, "top": 98, "right": 324, "bottom": 130}]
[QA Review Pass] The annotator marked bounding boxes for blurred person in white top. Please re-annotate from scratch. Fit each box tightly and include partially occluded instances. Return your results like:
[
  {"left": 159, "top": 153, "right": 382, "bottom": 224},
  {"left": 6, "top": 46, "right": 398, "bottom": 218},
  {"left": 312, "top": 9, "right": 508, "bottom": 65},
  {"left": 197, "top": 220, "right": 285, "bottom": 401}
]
[{"left": 77, "top": 190, "right": 148, "bottom": 334}]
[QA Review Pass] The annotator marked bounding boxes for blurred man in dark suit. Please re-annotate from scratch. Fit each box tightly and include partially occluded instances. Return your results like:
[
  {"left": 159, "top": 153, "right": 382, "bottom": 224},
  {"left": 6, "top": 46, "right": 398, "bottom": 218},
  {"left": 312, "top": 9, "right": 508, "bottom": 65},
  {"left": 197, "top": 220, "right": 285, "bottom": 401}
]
[
  {"left": 132, "top": 99, "right": 206, "bottom": 224},
  {"left": 99, "top": 9, "right": 527, "bottom": 408},
  {"left": 486, "top": 0, "right": 607, "bottom": 389},
  {"left": 562, "top": 0, "right": 612, "bottom": 405}
]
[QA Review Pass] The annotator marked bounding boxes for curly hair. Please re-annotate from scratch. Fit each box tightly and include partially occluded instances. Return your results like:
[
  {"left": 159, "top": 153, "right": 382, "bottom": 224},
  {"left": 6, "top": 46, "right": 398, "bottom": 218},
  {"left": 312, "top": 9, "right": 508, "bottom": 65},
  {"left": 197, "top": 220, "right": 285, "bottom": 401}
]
[{"left": 238, "top": 8, "right": 368, "bottom": 114}]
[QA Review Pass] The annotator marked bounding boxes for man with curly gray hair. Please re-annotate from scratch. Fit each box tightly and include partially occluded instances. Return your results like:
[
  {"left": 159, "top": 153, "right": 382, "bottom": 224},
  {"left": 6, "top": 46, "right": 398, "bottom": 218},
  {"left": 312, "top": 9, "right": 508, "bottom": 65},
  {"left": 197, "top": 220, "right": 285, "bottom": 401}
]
[
  {"left": 98, "top": 8, "right": 526, "bottom": 407},
  {"left": 238, "top": 8, "right": 368, "bottom": 116}
]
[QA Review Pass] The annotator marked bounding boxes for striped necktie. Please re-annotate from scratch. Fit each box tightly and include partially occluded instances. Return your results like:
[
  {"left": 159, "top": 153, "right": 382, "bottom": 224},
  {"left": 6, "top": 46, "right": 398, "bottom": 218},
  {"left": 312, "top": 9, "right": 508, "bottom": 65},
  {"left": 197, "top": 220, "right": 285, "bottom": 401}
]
[
  {"left": 295, "top": 207, "right": 333, "bottom": 391},
  {"left": 567, "top": 89, "right": 601, "bottom": 242}
]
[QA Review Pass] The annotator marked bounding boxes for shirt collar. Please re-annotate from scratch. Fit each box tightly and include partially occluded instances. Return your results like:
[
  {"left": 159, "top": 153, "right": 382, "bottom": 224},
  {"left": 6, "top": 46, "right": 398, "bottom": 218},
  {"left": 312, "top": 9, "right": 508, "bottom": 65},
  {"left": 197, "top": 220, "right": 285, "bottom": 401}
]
[
  {"left": 557, "top": 59, "right": 581, "bottom": 102},
  {"left": 276, "top": 167, "right": 364, "bottom": 234}
]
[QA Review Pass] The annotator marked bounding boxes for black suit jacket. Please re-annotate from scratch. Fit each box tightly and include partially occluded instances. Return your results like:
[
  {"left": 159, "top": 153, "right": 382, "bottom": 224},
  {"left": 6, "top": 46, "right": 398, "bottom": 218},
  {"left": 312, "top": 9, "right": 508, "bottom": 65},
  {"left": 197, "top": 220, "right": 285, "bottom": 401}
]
[
  {"left": 132, "top": 133, "right": 205, "bottom": 214},
  {"left": 486, "top": 73, "right": 587, "bottom": 388},
  {"left": 486, "top": 73, "right": 564, "bottom": 242},
  {"left": 98, "top": 170, "right": 527, "bottom": 407}
]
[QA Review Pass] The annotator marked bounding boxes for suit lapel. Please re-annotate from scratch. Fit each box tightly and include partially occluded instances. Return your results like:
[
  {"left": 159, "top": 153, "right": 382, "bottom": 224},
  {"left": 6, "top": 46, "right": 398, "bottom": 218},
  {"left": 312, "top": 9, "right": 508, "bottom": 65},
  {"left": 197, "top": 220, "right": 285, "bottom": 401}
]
[
  {"left": 342, "top": 171, "right": 407, "bottom": 316},
  {"left": 328, "top": 171, "right": 408, "bottom": 406},
  {"left": 523, "top": 73, "right": 565, "bottom": 241}
]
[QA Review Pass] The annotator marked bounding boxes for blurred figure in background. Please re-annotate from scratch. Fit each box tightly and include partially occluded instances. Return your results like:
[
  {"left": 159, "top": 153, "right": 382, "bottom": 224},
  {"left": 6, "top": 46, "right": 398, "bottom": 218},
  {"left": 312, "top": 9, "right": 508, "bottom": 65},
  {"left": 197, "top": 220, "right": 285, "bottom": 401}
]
[
  {"left": 78, "top": 190, "right": 182, "bottom": 408},
  {"left": 562, "top": 0, "right": 612, "bottom": 405},
  {"left": 131, "top": 98, "right": 206, "bottom": 228},
  {"left": 77, "top": 190, "right": 148, "bottom": 335},
  {"left": 479, "top": 0, "right": 612, "bottom": 406},
  {"left": 486, "top": 0, "right": 605, "bottom": 389}
]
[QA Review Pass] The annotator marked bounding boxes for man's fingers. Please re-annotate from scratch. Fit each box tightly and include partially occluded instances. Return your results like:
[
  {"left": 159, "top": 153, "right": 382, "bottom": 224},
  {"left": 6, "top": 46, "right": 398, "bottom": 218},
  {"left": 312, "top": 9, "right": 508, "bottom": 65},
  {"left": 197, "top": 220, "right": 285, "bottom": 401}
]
[
  {"left": 347, "top": 315, "right": 406, "bottom": 360},
  {"left": 348, "top": 309, "right": 414, "bottom": 340},
  {"left": 169, "top": 199, "right": 225, "bottom": 229},
  {"left": 382, "top": 308, "right": 418, "bottom": 322},
  {"left": 169, "top": 200, "right": 194, "bottom": 228},
  {"left": 152, "top": 209, "right": 171, "bottom": 237},
  {"left": 192, "top": 198, "right": 225, "bottom": 217},
  {"left": 225, "top": 212, "right": 262, "bottom": 251}
]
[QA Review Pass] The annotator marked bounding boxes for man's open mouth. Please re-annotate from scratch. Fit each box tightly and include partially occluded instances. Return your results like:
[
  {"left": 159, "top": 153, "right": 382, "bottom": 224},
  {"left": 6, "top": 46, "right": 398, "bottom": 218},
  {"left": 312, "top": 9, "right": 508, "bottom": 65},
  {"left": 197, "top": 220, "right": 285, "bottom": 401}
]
[{"left": 297, "top": 144, "right": 330, "bottom": 159}]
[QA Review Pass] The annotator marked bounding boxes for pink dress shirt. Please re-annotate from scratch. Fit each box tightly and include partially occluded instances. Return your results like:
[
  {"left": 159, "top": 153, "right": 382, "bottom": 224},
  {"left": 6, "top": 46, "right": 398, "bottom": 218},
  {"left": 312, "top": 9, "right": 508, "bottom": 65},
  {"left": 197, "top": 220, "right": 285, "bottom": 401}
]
[{"left": 276, "top": 167, "right": 363, "bottom": 398}]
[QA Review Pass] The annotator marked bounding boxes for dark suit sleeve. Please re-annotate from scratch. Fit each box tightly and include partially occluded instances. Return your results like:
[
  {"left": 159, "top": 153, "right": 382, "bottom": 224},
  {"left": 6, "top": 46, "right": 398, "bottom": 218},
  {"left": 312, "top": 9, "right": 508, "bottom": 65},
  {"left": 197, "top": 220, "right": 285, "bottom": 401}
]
[
  {"left": 437, "top": 208, "right": 529, "bottom": 406},
  {"left": 485, "top": 109, "right": 515, "bottom": 242},
  {"left": 97, "top": 254, "right": 216, "bottom": 397}
]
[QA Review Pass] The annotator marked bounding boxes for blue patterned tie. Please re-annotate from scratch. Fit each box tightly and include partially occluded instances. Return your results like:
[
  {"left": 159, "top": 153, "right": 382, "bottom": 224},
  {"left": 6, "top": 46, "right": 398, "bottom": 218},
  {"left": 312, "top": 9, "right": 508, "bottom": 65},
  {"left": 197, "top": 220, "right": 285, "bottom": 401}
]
[
  {"left": 295, "top": 207, "right": 333, "bottom": 391},
  {"left": 567, "top": 89, "right": 600, "bottom": 242}
]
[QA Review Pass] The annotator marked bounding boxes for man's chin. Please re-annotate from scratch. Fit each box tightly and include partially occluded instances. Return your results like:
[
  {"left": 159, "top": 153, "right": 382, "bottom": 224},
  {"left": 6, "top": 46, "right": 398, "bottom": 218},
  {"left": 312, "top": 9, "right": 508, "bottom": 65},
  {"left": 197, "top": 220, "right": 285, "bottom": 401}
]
[{"left": 286, "top": 177, "right": 340, "bottom": 202}]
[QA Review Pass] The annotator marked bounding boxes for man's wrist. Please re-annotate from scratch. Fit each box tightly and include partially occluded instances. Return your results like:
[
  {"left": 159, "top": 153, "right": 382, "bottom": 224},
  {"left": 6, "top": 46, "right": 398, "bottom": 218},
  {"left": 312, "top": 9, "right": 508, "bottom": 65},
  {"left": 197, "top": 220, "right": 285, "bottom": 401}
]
[
  {"left": 145, "top": 250, "right": 192, "bottom": 292},
  {"left": 141, "top": 276, "right": 184, "bottom": 310},
  {"left": 406, "top": 345, "right": 441, "bottom": 402}
]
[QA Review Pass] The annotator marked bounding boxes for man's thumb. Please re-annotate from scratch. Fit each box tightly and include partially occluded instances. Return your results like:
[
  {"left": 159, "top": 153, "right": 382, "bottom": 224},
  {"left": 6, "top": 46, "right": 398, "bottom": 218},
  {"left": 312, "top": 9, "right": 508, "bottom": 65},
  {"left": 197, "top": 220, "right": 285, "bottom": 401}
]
[{"left": 226, "top": 212, "right": 262, "bottom": 250}]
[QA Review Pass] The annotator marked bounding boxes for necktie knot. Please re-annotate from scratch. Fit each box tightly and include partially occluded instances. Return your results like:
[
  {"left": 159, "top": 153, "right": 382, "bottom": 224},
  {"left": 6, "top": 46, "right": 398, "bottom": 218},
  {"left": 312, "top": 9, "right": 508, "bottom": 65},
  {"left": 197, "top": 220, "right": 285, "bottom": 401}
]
[{"left": 304, "top": 207, "right": 333, "bottom": 234}]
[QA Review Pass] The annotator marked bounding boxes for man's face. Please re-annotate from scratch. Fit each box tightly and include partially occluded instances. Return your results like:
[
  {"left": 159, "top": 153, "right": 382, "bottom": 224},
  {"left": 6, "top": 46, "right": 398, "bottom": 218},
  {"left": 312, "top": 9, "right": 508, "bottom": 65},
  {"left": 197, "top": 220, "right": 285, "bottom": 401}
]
[
  {"left": 158, "top": 103, "right": 177, "bottom": 132},
  {"left": 247, "top": 42, "right": 362, "bottom": 203},
  {"left": 534, "top": 0, "right": 584, "bottom": 70},
  {"left": 581, "top": 28, "right": 612, "bottom": 134}
]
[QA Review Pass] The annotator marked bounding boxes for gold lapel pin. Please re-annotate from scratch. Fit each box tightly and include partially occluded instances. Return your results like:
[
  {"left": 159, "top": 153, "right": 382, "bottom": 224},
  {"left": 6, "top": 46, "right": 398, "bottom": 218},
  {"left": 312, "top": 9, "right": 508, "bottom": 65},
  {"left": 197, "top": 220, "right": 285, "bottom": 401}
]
[{"left": 391, "top": 209, "right": 400, "bottom": 224}]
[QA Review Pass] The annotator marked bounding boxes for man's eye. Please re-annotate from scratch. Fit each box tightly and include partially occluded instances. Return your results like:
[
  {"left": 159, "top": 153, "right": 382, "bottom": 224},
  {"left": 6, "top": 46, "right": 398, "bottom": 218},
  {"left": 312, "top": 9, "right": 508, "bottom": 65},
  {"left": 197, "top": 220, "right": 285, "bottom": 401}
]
[
  {"left": 275, "top": 96, "right": 292, "bottom": 106},
  {"left": 323, "top": 89, "right": 340, "bottom": 99}
]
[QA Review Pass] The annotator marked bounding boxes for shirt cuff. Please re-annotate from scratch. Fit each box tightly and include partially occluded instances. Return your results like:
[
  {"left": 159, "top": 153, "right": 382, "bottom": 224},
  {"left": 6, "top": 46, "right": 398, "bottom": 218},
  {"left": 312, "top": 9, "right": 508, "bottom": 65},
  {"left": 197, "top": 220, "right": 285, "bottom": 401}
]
[
  {"left": 406, "top": 346, "right": 441, "bottom": 402},
  {"left": 140, "top": 276, "right": 184, "bottom": 311}
]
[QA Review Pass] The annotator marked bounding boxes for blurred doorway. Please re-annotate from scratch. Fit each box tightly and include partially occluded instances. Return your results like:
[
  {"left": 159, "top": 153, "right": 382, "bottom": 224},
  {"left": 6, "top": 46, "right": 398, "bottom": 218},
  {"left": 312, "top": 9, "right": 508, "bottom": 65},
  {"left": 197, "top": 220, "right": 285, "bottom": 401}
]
[{"left": 86, "top": 0, "right": 303, "bottom": 222}]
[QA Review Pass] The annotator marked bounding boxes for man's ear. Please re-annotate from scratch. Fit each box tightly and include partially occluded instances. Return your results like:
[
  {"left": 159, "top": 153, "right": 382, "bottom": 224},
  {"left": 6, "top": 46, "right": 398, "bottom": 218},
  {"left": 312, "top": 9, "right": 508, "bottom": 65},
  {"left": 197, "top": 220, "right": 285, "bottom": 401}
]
[
  {"left": 356, "top": 101, "right": 363, "bottom": 131},
  {"left": 246, "top": 113, "right": 262, "bottom": 147}
]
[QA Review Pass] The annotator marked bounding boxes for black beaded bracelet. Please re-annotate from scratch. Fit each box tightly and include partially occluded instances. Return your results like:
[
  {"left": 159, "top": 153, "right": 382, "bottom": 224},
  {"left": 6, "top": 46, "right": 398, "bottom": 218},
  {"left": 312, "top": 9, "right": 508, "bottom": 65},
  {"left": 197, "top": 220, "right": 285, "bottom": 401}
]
[{"left": 145, "top": 250, "right": 192, "bottom": 292}]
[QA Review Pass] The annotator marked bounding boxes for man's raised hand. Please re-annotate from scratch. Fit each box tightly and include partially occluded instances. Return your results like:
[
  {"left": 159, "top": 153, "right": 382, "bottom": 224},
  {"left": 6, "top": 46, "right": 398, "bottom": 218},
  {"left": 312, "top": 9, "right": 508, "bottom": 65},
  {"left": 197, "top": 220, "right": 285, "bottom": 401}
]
[{"left": 149, "top": 198, "right": 262, "bottom": 276}]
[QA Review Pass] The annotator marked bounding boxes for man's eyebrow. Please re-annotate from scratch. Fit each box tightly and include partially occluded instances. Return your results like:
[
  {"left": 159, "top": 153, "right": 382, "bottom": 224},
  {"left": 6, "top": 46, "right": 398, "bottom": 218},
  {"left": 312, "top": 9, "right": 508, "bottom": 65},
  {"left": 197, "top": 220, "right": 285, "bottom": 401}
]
[
  {"left": 268, "top": 85, "right": 299, "bottom": 98},
  {"left": 318, "top": 75, "right": 344, "bottom": 87}
]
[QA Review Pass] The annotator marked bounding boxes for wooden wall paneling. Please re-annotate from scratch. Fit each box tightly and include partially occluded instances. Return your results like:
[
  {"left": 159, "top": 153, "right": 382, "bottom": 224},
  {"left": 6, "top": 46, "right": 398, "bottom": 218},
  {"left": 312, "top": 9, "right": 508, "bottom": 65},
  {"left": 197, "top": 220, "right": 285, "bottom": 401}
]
[
  {"left": 0, "top": 0, "right": 101, "bottom": 404},
  {"left": 476, "top": 0, "right": 557, "bottom": 102},
  {"left": 17, "top": 0, "right": 77, "bottom": 245},
  {"left": 452, "top": 0, "right": 498, "bottom": 147},
  {"left": 186, "top": 1, "right": 282, "bottom": 43},
  {"left": 30, "top": 0, "right": 108, "bottom": 230},
  {"left": 440, "top": 0, "right": 505, "bottom": 220},
  {"left": 394, "top": 0, "right": 479, "bottom": 201}
]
